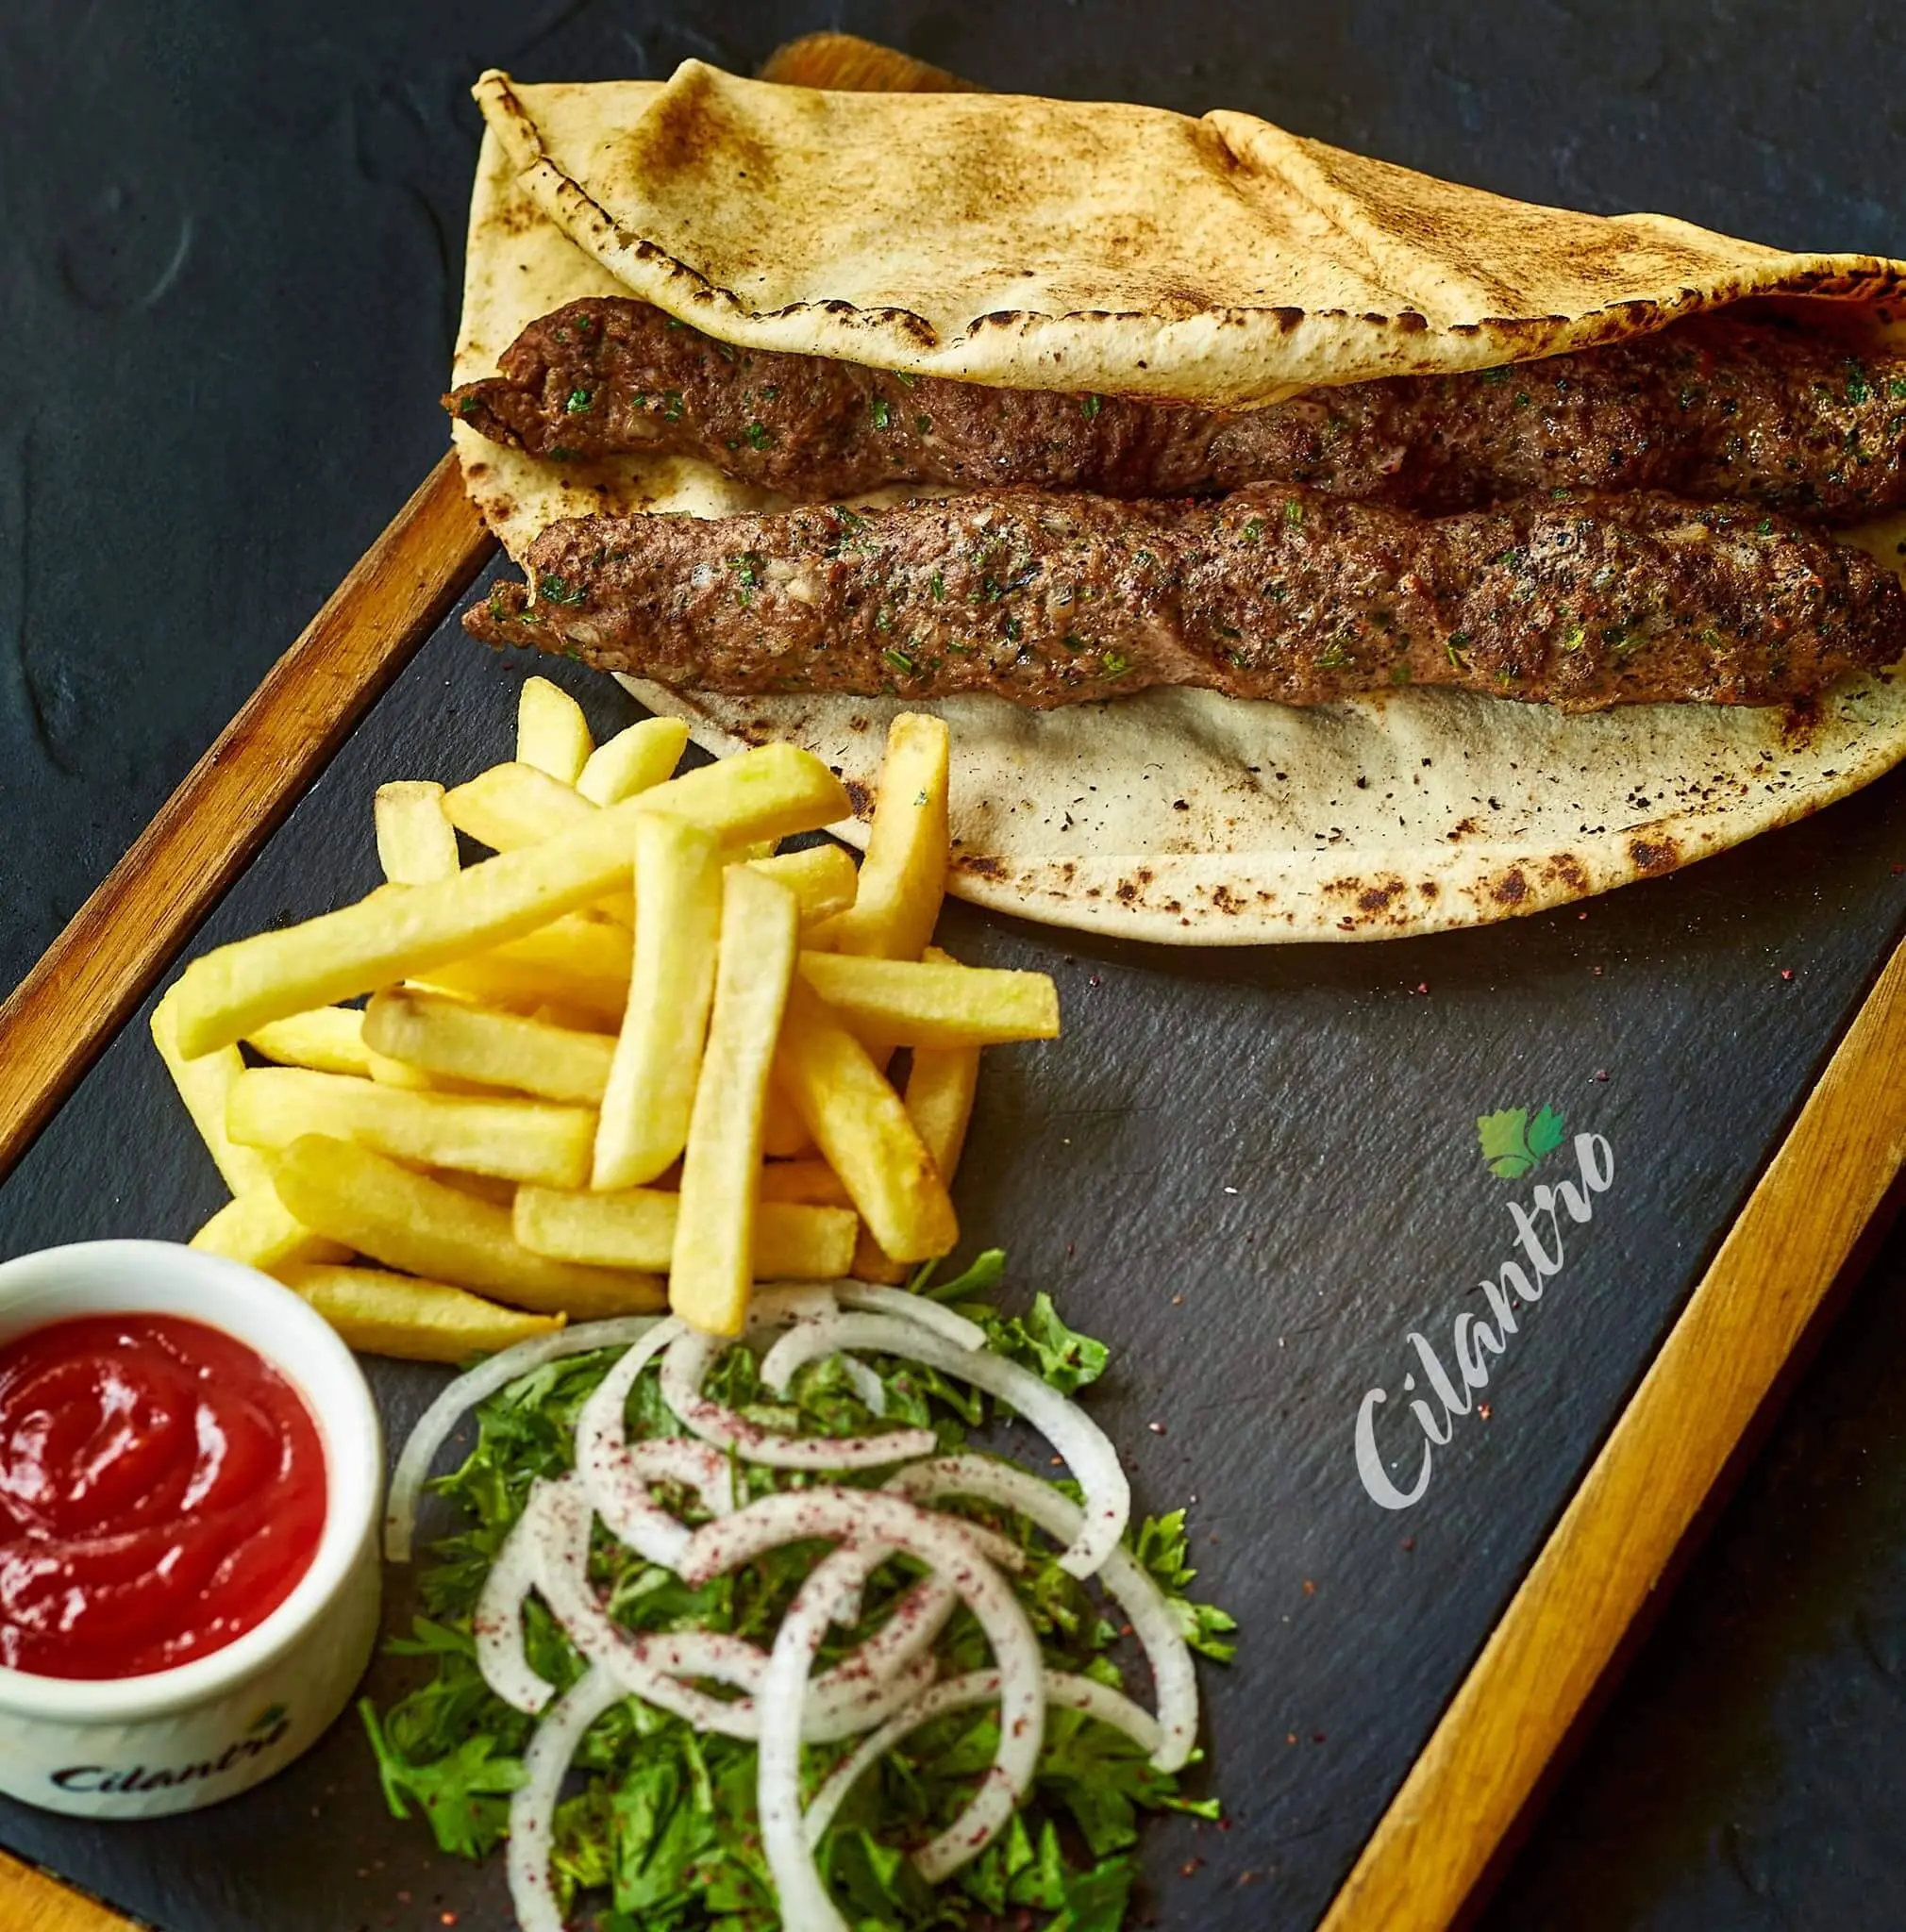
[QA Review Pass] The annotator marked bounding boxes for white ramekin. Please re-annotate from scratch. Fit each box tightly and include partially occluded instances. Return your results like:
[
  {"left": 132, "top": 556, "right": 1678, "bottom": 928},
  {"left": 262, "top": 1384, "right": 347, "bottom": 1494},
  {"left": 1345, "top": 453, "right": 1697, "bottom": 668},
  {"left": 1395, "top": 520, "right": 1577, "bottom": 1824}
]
[{"left": 0, "top": 1240, "right": 383, "bottom": 1818}]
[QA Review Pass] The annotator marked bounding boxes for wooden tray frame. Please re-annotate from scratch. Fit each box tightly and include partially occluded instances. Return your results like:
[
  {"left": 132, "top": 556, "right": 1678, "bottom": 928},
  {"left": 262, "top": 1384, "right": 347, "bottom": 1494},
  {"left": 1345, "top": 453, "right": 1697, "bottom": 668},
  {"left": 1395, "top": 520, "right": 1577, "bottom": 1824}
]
[{"left": 5, "top": 33, "right": 1906, "bottom": 1932}]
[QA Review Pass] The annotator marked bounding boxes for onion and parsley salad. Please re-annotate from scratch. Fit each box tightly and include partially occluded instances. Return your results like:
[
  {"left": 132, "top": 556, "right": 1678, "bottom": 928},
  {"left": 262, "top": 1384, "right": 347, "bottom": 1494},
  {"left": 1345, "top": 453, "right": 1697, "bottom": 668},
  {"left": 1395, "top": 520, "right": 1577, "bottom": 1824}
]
[{"left": 362, "top": 1254, "right": 1234, "bottom": 1930}]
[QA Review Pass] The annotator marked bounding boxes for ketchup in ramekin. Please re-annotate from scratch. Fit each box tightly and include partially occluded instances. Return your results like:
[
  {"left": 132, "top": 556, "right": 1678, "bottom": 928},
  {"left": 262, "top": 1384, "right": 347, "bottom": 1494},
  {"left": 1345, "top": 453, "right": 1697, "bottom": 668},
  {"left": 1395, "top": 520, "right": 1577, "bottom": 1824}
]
[{"left": 0, "top": 1312, "right": 328, "bottom": 1680}]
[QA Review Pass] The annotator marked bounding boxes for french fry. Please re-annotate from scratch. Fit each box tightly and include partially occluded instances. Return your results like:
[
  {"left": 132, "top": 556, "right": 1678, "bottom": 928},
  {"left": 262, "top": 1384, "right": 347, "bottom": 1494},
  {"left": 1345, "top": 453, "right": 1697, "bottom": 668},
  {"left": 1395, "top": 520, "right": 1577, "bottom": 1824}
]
[
  {"left": 515, "top": 1186, "right": 855, "bottom": 1280},
  {"left": 901, "top": 950, "right": 984, "bottom": 1172},
  {"left": 151, "top": 988, "right": 270, "bottom": 1194},
  {"left": 796, "top": 953, "right": 1060, "bottom": 1050},
  {"left": 444, "top": 762, "right": 636, "bottom": 925},
  {"left": 852, "top": 948, "right": 984, "bottom": 1282},
  {"left": 226, "top": 1066, "right": 596, "bottom": 1188},
  {"left": 671, "top": 868, "right": 802, "bottom": 1335},
  {"left": 811, "top": 713, "right": 948, "bottom": 959},
  {"left": 577, "top": 716, "right": 690, "bottom": 805},
  {"left": 190, "top": 1189, "right": 350, "bottom": 1270},
  {"left": 593, "top": 815, "right": 723, "bottom": 1191},
  {"left": 365, "top": 1046, "right": 461, "bottom": 1092},
  {"left": 443, "top": 760, "right": 594, "bottom": 852},
  {"left": 269, "top": 1135, "right": 661, "bottom": 1317},
  {"left": 757, "top": 1159, "right": 852, "bottom": 1207},
  {"left": 517, "top": 675, "right": 594, "bottom": 784},
  {"left": 245, "top": 1006, "right": 373, "bottom": 1078},
  {"left": 774, "top": 977, "right": 957, "bottom": 1265},
  {"left": 760, "top": 1077, "right": 816, "bottom": 1158},
  {"left": 422, "top": 914, "right": 631, "bottom": 1024},
  {"left": 166, "top": 742, "right": 847, "bottom": 1058},
  {"left": 276, "top": 1263, "right": 563, "bottom": 1362},
  {"left": 752, "top": 843, "right": 860, "bottom": 931},
  {"left": 363, "top": 989, "right": 615, "bottom": 1105},
  {"left": 375, "top": 781, "right": 460, "bottom": 885},
  {"left": 429, "top": 1169, "right": 519, "bottom": 1207}
]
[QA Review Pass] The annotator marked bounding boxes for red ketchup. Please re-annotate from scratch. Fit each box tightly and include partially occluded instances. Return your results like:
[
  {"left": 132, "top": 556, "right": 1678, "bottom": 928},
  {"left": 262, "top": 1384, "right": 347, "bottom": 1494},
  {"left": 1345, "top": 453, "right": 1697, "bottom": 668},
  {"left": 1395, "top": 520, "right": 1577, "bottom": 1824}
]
[{"left": 0, "top": 1313, "right": 326, "bottom": 1679}]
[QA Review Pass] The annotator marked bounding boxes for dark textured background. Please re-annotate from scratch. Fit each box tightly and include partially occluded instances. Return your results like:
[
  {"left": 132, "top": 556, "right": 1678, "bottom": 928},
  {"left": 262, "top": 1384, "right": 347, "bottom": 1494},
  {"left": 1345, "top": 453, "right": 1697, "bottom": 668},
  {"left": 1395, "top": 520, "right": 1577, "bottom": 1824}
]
[{"left": 6, "top": 3, "right": 1906, "bottom": 1927}]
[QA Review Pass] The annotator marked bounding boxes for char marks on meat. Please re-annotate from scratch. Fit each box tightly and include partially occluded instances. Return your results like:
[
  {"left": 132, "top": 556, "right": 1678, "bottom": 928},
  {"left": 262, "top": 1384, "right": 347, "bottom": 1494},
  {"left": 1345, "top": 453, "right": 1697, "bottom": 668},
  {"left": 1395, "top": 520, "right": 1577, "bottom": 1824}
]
[
  {"left": 448, "top": 297, "right": 1906, "bottom": 525},
  {"left": 463, "top": 485, "right": 1905, "bottom": 710}
]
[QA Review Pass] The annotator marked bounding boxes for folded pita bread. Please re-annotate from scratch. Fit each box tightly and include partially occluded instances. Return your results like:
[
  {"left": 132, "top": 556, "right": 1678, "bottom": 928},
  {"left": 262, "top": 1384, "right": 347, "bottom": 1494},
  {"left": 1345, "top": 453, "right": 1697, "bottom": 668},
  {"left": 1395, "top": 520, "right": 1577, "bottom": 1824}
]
[{"left": 452, "top": 61, "right": 1906, "bottom": 943}]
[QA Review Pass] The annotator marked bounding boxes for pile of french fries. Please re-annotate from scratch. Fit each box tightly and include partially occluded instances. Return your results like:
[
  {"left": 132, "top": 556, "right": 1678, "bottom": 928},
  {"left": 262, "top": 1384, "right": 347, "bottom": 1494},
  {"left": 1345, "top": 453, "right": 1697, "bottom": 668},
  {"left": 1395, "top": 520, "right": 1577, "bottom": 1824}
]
[{"left": 152, "top": 683, "right": 1059, "bottom": 1355}]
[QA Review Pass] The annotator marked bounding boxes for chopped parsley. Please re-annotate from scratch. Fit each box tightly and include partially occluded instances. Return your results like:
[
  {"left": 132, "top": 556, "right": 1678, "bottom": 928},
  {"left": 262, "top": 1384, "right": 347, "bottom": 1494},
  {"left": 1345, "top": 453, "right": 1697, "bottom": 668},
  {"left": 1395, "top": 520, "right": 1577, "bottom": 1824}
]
[
  {"left": 1283, "top": 499, "right": 1305, "bottom": 526},
  {"left": 361, "top": 1257, "right": 1230, "bottom": 1931},
  {"left": 1101, "top": 650, "right": 1131, "bottom": 676},
  {"left": 871, "top": 397, "right": 893, "bottom": 431},
  {"left": 564, "top": 389, "right": 594, "bottom": 414},
  {"left": 744, "top": 421, "right": 774, "bottom": 451},
  {"left": 1078, "top": 394, "right": 1103, "bottom": 420},
  {"left": 882, "top": 645, "right": 916, "bottom": 675},
  {"left": 537, "top": 574, "right": 587, "bottom": 608}
]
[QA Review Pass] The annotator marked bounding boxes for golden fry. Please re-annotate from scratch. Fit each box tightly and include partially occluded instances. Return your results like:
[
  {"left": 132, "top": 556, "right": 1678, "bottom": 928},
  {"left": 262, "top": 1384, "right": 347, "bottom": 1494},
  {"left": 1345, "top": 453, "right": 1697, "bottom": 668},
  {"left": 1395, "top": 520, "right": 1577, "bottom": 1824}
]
[
  {"left": 190, "top": 1188, "right": 349, "bottom": 1271},
  {"left": 811, "top": 713, "right": 948, "bottom": 959},
  {"left": 515, "top": 1185, "right": 855, "bottom": 1280},
  {"left": 670, "top": 868, "right": 801, "bottom": 1335},
  {"left": 757, "top": 1159, "right": 852, "bottom": 1208},
  {"left": 428, "top": 1169, "right": 519, "bottom": 1207},
  {"left": 774, "top": 977, "right": 957, "bottom": 1265},
  {"left": 363, "top": 988, "right": 614, "bottom": 1105},
  {"left": 751, "top": 843, "right": 860, "bottom": 931},
  {"left": 516, "top": 675, "right": 594, "bottom": 784},
  {"left": 245, "top": 1006, "right": 373, "bottom": 1078},
  {"left": 593, "top": 815, "right": 723, "bottom": 1191},
  {"left": 152, "top": 988, "right": 269, "bottom": 1194},
  {"left": 852, "top": 947, "right": 983, "bottom": 1282},
  {"left": 276, "top": 1262, "right": 560, "bottom": 1361},
  {"left": 760, "top": 1077, "right": 816, "bottom": 1158},
  {"left": 443, "top": 759, "right": 594, "bottom": 851},
  {"left": 577, "top": 716, "right": 690, "bottom": 805},
  {"left": 226, "top": 1065, "right": 596, "bottom": 1188},
  {"left": 375, "top": 781, "right": 460, "bottom": 885},
  {"left": 796, "top": 953, "right": 1060, "bottom": 1050},
  {"left": 269, "top": 1134, "right": 660, "bottom": 1317}
]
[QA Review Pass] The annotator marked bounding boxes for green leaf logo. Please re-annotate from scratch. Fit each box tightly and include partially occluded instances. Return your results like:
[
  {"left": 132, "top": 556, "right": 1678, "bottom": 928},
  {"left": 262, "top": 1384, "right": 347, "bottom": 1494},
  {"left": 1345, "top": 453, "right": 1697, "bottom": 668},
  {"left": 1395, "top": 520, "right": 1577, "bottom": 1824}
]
[
  {"left": 248, "top": 1702, "right": 288, "bottom": 1735},
  {"left": 1478, "top": 1106, "right": 1566, "bottom": 1179}
]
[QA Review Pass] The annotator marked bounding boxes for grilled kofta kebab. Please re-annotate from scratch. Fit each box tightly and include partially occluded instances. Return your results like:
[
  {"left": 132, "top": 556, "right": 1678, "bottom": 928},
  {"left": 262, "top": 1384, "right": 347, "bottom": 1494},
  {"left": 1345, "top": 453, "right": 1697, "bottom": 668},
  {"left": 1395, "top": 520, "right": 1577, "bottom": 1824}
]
[
  {"left": 464, "top": 484, "right": 1905, "bottom": 711},
  {"left": 450, "top": 296, "right": 1906, "bottom": 525}
]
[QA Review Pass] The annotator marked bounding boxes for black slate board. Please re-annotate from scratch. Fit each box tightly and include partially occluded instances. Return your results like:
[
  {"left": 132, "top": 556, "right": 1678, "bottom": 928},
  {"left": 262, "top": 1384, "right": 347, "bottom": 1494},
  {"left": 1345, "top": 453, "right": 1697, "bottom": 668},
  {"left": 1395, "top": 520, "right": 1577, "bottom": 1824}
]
[{"left": 1, "top": 553, "right": 1903, "bottom": 1930}]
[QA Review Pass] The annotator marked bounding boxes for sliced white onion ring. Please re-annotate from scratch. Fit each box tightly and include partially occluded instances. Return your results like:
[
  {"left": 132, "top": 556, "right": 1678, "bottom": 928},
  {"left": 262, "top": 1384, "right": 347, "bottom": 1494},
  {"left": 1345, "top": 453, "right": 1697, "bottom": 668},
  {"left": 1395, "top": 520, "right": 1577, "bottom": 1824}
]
[
  {"left": 507, "top": 1663, "right": 625, "bottom": 1932},
  {"left": 837, "top": 1354, "right": 890, "bottom": 1415},
  {"left": 660, "top": 1327, "right": 937, "bottom": 1471},
  {"left": 887, "top": 1454, "right": 1199, "bottom": 1772},
  {"left": 804, "top": 1666, "right": 1163, "bottom": 1846},
  {"left": 533, "top": 1475, "right": 946, "bottom": 1743},
  {"left": 386, "top": 1315, "right": 666, "bottom": 1563},
  {"left": 679, "top": 1489, "right": 1045, "bottom": 1907},
  {"left": 473, "top": 1493, "right": 560, "bottom": 1714},
  {"left": 758, "top": 1313, "right": 1130, "bottom": 1577},
  {"left": 572, "top": 1320, "right": 712, "bottom": 1563},
  {"left": 832, "top": 1283, "right": 987, "bottom": 1351}
]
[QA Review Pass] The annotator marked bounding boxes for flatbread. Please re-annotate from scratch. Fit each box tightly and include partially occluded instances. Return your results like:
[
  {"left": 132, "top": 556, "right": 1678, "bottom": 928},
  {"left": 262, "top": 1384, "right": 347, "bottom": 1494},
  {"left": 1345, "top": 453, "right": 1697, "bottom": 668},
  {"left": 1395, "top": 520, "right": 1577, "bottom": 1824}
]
[{"left": 452, "top": 67, "right": 1906, "bottom": 944}]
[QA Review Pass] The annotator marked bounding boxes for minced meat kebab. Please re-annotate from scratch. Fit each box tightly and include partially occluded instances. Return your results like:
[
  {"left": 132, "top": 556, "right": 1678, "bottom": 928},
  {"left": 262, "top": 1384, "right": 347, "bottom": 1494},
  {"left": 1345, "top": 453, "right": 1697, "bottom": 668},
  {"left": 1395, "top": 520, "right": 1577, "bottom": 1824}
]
[{"left": 451, "top": 297, "right": 1906, "bottom": 709}]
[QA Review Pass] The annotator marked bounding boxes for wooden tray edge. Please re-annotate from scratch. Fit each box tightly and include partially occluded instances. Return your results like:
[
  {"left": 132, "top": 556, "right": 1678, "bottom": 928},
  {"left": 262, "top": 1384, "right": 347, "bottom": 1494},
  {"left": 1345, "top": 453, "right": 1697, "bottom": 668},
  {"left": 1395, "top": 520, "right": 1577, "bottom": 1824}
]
[{"left": 0, "top": 454, "right": 492, "bottom": 1181}]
